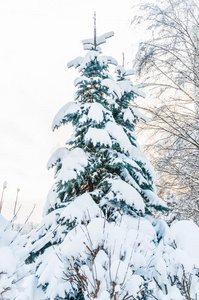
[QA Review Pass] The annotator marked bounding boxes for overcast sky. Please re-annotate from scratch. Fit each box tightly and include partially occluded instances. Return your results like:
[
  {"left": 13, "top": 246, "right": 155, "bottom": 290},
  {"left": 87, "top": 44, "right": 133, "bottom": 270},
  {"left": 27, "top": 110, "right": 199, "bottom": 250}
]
[{"left": 0, "top": 0, "right": 141, "bottom": 223}]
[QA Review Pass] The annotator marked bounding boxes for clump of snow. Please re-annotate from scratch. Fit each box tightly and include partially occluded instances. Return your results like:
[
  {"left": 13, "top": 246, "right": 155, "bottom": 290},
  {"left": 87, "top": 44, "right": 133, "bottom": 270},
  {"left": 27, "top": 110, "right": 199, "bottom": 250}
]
[
  {"left": 60, "top": 193, "right": 102, "bottom": 224},
  {"left": 82, "top": 31, "right": 114, "bottom": 48},
  {"left": 115, "top": 65, "right": 145, "bottom": 99},
  {"left": 118, "top": 79, "right": 134, "bottom": 94},
  {"left": 76, "top": 51, "right": 118, "bottom": 71},
  {"left": 105, "top": 121, "right": 132, "bottom": 153},
  {"left": 115, "top": 65, "right": 136, "bottom": 77},
  {"left": 103, "top": 178, "right": 145, "bottom": 212},
  {"left": 47, "top": 147, "right": 69, "bottom": 170},
  {"left": 143, "top": 189, "right": 168, "bottom": 209},
  {"left": 115, "top": 65, "right": 126, "bottom": 75},
  {"left": 85, "top": 127, "right": 112, "bottom": 147},
  {"left": 16, "top": 275, "right": 45, "bottom": 300},
  {"left": 3, "top": 181, "right": 7, "bottom": 189},
  {"left": 88, "top": 102, "right": 105, "bottom": 124},
  {"left": 52, "top": 102, "right": 80, "bottom": 130},
  {"left": 57, "top": 148, "right": 88, "bottom": 183},
  {"left": 74, "top": 75, "right": 88, "bottom": 87},
  {"left": 165, "top": 220, "right": 199, "bottom": 258},
  {"left": 131, "top": 85, "right": 146, "bottom": 98},
  {"left": 101, "top": 78, "right": 121, "bottom": 98},
  {"left": 123, "top": 108, "right": 135, "bottom": 123},
  {"left": 67, "top": 56, "right": 83, "bottom": 69},
  {"left": 119, "top": 215, "right": 157, "bottom": 239},
  {"left": 125, "top": 69, "right": 136, "bottom": 76},
  {"left": 43, "top": 184, "right": 62, "bottom": 215}
]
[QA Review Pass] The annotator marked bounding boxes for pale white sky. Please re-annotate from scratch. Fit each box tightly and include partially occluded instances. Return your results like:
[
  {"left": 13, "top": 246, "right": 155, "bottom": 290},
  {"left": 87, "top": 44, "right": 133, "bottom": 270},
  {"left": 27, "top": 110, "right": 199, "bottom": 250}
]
[{"left": 0, "top": 0, "right": 141, "bottom": 223}]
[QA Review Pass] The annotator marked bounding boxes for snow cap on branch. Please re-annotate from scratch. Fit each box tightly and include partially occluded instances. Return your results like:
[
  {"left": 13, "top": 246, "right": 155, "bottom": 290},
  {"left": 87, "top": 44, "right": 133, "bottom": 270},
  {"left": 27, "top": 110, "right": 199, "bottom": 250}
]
[{"left": 82, "top": 31, "right": 114, "bottom": 51}]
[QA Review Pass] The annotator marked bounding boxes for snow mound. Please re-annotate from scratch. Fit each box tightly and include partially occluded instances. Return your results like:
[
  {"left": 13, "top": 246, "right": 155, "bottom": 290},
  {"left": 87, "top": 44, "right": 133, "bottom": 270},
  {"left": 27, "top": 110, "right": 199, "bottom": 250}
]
[{"left": 165, "top": 220, "right": 199, "bottom": 259}]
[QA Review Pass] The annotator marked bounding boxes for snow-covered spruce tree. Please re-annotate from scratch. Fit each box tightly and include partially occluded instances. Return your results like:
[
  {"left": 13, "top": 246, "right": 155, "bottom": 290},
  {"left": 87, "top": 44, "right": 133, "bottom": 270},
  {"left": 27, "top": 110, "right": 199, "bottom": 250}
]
[{"left": 22, "top": 30, "right": 169, "bottom": 300}]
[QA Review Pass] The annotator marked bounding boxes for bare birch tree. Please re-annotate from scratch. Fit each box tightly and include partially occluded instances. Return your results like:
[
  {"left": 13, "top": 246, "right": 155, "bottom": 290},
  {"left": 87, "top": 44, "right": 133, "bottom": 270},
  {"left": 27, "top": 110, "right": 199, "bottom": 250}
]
[{"left": 132, "top": 0, "right": 199, "bottom": 223}]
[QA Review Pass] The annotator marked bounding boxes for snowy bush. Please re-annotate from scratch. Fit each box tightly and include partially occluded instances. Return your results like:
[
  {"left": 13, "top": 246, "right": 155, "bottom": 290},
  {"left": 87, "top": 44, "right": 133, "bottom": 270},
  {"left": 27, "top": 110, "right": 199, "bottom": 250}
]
[
  {"left": 59, "top": 218, "right": 199, "bottom": 300},
  {"left": 152, "top": 220, "right": 199, "bottom": 300},
  {"left": 60, "top": 216, "right": 157, "bottom": 300},
  {"left": 0, "top": 214, "right": 27, "bottom": 300}
]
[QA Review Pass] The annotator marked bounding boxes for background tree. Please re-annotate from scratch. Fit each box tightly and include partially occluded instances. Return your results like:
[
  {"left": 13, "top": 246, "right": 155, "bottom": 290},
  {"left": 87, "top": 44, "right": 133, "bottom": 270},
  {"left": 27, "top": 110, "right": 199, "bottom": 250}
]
[{"left": 132, "top": 0, "right": 199, "bottom": 223}]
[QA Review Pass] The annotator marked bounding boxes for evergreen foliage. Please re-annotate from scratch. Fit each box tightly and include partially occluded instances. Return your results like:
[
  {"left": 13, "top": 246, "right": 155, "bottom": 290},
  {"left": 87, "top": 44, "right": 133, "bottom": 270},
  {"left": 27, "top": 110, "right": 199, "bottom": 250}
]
[{"left": 23, "top": 29, "right": 169, "bottom": 299}]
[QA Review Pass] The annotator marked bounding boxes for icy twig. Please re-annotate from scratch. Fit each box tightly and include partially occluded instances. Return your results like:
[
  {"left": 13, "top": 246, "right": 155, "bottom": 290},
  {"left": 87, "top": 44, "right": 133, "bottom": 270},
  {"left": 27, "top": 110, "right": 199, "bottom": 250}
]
[
  {"left": 9, "top": 204, "right": 36, "bottom": 245},
  {"left": 0, "top": 181, "right": 7, "bottom": 213},
  {"left": 13, "top": 188, "right": 20, "bottom": 216}
]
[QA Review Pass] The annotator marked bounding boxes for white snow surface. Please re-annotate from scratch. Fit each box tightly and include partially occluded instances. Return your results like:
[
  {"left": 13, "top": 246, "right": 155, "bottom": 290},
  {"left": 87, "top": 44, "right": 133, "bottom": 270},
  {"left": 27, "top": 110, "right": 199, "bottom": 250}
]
[
  {"left": 115, "top": 65, "right": 126, "bottom": 75},
  {"left": 119, "top": 215, "right": 157, "bottom": 239},
  {"left": 16, "top": 275, "right": 45, "bottom": 300},
  {"left": 115, "top": 65, "right": 145, "bottom": 100}
]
